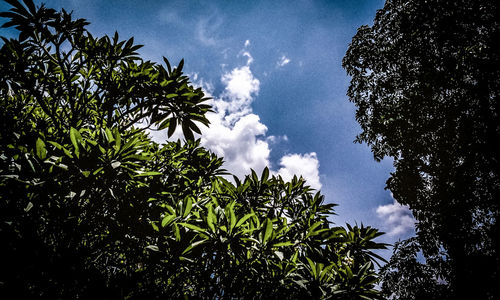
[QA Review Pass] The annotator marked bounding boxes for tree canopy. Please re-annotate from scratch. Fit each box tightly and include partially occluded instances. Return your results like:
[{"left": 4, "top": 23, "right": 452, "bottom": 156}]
[
  {"left": 0, "top": 0, "right": 387, "bottom": 298},
  {"left": 343, "top": 0, "right": 500, "bottom": 299}
]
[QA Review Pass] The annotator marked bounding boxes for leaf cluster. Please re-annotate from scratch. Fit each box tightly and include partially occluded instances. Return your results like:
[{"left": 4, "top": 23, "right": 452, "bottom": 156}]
[
  {"left": 146, "top": 169, "right": 388, "bottom": 299},
  {"left": 0, "top": 1, "right": 387, "bottom": 299}
]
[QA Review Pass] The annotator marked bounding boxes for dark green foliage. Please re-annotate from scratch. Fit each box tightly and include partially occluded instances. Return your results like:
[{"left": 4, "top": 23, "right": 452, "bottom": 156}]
[
  {"left": 379, "top": 238, "right": 449, "bottom": 300},
  {"left": 0, "top": 0, "right": 387, "bottom": 298},
  {"left": 343, "top": 0, "right": 500, "bottom": 299}
]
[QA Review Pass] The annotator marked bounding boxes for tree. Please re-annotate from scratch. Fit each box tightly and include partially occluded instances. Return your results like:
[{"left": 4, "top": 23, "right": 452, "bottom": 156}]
[
  {"left": 343, "top": 0, "right": 500, "bottom": 299},
  {"left": 0, "top": 0, "right": 387, "bottom": 298},
  {"left": 379, "top": 238, "right": 448, "bottom": 300}
]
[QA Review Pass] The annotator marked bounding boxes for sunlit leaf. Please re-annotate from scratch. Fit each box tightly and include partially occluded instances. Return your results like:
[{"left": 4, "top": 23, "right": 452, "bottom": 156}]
[
  {"left": 146, "top": 245, "right": 160, "bottom": 252},
  {"left": 263, "top": 218, "right": 273, "bottom": 244},
  {"left": 178, "top": 222, "right": 206, "bottom": 233},
  {"left": 35, "top": 138, "right": 46, "bottom": 159}
]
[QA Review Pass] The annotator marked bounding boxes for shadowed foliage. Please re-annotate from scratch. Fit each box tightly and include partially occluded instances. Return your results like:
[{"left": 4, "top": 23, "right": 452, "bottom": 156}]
[
  {"left": 343, "top": 0, "right": 500, "bottom": 299},
  {"left": 0, "top": 0, "right": 387, "bottom": 298}
]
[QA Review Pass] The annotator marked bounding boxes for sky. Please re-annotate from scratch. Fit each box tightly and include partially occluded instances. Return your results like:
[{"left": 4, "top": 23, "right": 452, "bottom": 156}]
[{"left": 0, "top": 0, "right": 416, "bottom": 257}]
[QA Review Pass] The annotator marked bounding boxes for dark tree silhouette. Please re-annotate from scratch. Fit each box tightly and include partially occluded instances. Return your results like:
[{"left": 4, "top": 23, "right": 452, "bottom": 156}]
[{"left": 343, "top": 0, "right": 500, "bottom": 299}]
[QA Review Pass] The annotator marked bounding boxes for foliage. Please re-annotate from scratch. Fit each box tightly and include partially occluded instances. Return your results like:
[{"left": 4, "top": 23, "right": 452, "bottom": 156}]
[
  {"left": 379, "top": 238, "right": 448, "bottom": 300},
  {"left": 0, "top": 0, "right": 387, "bottom": 298},
  {"left": 343, "top": 0, "right": 500, "bottom": 299}
]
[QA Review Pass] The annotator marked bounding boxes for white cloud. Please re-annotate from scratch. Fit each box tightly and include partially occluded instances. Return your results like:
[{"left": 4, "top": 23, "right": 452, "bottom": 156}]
[
  {"left": 240, "top": 51, "right": 254, "bottom": 65},
  {"left": 219, "top": 66, "right": 260, "bottom": 124},
  {"left": 198, "top": 59, "right": 266, "bottom": 178},
  {"left": 277, "top": 55, "right": 291, "bottom": 67},
  {"left": 376, "top": 200, "right": 415, "bottom": 236},
  {"left": 276, "top": 153, "right": 322, "bottom": 190},
  {"left": 221, "top": 65, "right": 259, "bottom": 102},
  {"left": 244, "top": 39, "right": 250, "bottom": 47},
  {"left": 266, "top": 135, "right": 288, "bottom": 144},
  {"left": 148, "top": 42, "right": 322, "bottom": 189},
  {"left": 201, "top": 113, "right": 270, "bottom": 178}
]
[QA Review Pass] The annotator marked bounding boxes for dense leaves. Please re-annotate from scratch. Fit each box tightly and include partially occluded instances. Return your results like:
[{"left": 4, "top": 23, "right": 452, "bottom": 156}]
[
  {"left": 343, "top": 0, "right": 500, "bottom": 299},
  {"left": 379, "top": 238, "right": 448, "bottom": 300},
  {"left": 0, "top": 0, "right": 387, "bottom": 298}
]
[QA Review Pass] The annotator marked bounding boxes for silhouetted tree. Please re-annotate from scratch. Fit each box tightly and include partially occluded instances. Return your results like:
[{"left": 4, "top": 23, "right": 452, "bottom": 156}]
[{"left": 343, "top": 0, "right": 500, "bottom": 299}]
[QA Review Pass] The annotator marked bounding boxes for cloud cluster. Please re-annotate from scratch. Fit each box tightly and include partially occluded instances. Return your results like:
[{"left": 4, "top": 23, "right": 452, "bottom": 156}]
[
  {"left": 277, "top": 153, "right": 322, "bottom": 190},
  {"left": 201, "top": 112, "right": 270, "bottom": 179},
  {"left": 218, "top": 66, "right": 259, "bottom": 121},
  {"left": 149, "top": 41, "right": 321, "bottom": 190},
  {"left": 376, "top": 200, "right": 415, "bottom": 236}
]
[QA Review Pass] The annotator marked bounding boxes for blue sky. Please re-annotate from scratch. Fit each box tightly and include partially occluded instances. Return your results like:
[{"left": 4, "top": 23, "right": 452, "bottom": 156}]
[{"left": 0, "top": 0, "right": 416, "bottom": 254}]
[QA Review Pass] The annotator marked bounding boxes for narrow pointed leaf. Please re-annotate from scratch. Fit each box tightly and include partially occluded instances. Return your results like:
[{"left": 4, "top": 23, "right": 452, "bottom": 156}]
[
  {"left": 183, "top": 196, "right": 193, "bottom": 217},
  {"left": 161, "top": 214, "right": 175, "bottom": 227},
  {"left": 69, "top": 127, "right": 81, "bottom": 158},
  {"left": 35, "top": 138, "right": 47, "bottom": 159},
  {"left": 178, "top": 222, "right": 206, "bottom": 233},
  {"left": 146, "top": 245, "right": 160, "bottom": 252},
  {"left": 235, "top": 212, "right": 255, "bottom": 228},
  {"left": 207, "top": 205, "right": 216, "bottom": 232},
  {"left": 263, "top": 218, "right": 273, "bottom": 244}
]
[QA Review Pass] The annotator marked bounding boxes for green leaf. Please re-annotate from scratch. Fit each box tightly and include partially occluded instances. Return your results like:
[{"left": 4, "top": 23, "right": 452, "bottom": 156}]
[
  {"left": 121, "top": 135, "right": 139, "bottom": 152},
  {"left": 263, "top": 218, "right": 273, "bottom": 244},
  {"left": 177, "top": 58, "right": 184, "bottom": 72},
  {"left": 251, "top": 169, "right": 259, "bottom": 183},
  {"left": 113, "top": 128, "right": 121, "bottom": 154},
  {"left": 92, "top": 167, "right": 103, "bottom": 175},
  {"left": 182, "top": 240, "right": 206, "bottom": 255},
  {"left": 69, "top": 127, "right": 82, "bottom": 158},
  {"left": 167, "top": 118, "right": 177, "bottom": 138},
  {"left": 306, "top": 221, "right": 323, "bottom": 239},
  {"left": 174, "top": 224, "right": 181, "bottom": 241},
  {"left": 306, "top": 257, "right": 317, "bottom": 278},
  {"left": 182, "top": 122, "right": 194, "bottom": 141},
  {"left": 158, "top": 118, "right": 170, "bottom": 131},
  {"left": 179, "top": 256, "right": 194, "bottom": 263},
  {"left": 207, "top": 205, "right": 216, "bottom": 233},
  {"left": 235, "top": 212, "right": 255, "bottom": 229},
  {"left": 188, "top": 121, "right": 202, "bottom": 135},
  {"left": 134, "top": 171, "right": 162, "bottom": 177},
  {"left": 163, "top": 56, "right": 172, "bottom": 74},
  {"left": 35, "top": 138, "right": 47, "bottom": 160},
  {"left": 345, "top": 265, "right": 353, "bottom": 279},
  {"left": 183, "top": 196, "right": 193, "bottom": 218},
  {"left": 273, "top": 241, "right": 294, "bottom": 247},
  {"left": 178, "top": 222, "right": 206, "bottom": 233},
  {"left": 165, "top": 205, "right": 175, "bottom": 215},
  {"left": 161, "top": 214, "right": 175, "bottom": 227},
  {"left": 228, "top": 202, "right": 236, "bottom": 233},
  {"left": 104, "top": 127, "right": 114, "bottom": 143},
  {"left": 261, "top": 167, "right": 269, "bottom": 182}
]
